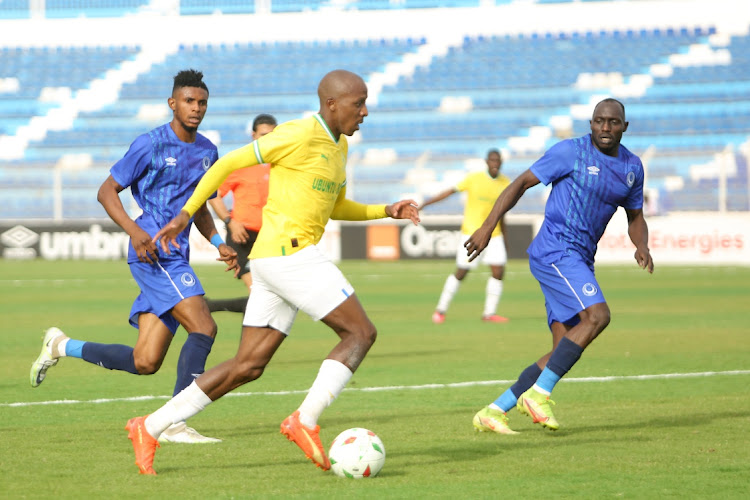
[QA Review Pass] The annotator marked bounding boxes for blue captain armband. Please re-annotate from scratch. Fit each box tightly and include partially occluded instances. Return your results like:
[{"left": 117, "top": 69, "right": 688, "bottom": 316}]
[{"left": 210, "top": 234, "right": 225, "bottom": 248}]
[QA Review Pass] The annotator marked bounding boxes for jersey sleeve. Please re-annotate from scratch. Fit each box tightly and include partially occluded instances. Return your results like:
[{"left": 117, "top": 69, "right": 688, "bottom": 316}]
[
  {"left": 330, "top": 183, "right": 387, "bottom": 220},
  {"left": 206, "top": 147, "right": 220, "bottom": 201},
  {"left": 623, "top": 158, "right": 645, "bottom": 210},
  {"left": 109, "top": 134, "right": 152, "bottom": 188},
  {"left": 217, "top": 171, "right": 238, "bottom": 198},
  {"left": 529, "top": 140, "right": 575, "bottom": 186},
  {"left": 455, "top": 174, "right": 470, "bottom": 192}
]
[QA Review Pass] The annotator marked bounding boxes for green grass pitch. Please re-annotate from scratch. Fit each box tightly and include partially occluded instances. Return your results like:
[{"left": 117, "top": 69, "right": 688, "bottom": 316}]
[{"left": 1, "top": 259, "right": 748, "bottom": 498}]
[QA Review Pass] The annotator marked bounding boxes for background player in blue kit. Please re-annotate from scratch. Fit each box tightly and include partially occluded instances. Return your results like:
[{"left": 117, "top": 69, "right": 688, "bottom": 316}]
[
  {"left": 30, "top": 69, "right": 238, "bottom": 444},
  {"left": 466, "top": 98, "right": 654, "bottom": 434}
]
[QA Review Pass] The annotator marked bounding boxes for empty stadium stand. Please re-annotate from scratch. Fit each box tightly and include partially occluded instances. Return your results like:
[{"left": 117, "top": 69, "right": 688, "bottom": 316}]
[{"left": 0, "top": 0, "right": 748, "bottom": 219}]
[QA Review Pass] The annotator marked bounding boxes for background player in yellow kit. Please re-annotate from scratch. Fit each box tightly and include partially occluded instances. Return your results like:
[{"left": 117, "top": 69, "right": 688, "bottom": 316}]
[{"left": 420, "top": 149, "right": 512, "bottom": 324}]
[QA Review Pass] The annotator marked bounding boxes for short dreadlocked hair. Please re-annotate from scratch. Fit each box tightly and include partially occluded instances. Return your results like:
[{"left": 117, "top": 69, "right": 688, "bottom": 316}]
[{"left": 172, "top": 69, "right": 208, "bottom": 96}]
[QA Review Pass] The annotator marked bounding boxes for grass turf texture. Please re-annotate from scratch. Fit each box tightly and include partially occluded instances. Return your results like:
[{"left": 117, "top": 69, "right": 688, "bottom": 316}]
[{"left": 1, "top": 259, "right": 748, "bottom": 498}]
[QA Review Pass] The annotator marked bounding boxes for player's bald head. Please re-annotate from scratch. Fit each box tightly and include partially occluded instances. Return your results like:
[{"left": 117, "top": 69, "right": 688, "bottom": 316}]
[
  {"left": 318, "top": 70, "right": 366, "bottom": 105},
  {"left": 317, "top": 70, "right": 368, "bottom": 138}
]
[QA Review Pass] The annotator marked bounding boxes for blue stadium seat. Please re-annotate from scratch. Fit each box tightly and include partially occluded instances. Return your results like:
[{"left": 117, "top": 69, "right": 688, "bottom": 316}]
[{"left": 1, "top": 10, "right": 748, "bottom": 218}]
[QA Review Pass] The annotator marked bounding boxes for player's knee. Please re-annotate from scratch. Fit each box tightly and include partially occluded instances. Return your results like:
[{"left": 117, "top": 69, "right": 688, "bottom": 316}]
[
  {"left": 196, "top": 317, "right": 218, "bottom": 338},
  {"left": 587, "top": 306, "right": 611, "bottom": 332},
  {"left": 133, "top": 354, "right": 163, "bottom": 375},
  {"left": 234, "top": 358, "right": 266, "bottom": 384},
  {"left": 357, "top": 323, "right": 377, "bottom": 347},
  {"left": 206, "top": 318, "right": 218, "bottom": 337}
]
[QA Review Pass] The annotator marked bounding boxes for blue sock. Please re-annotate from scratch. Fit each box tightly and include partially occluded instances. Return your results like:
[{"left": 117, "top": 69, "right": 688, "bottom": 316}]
[
  {"left": 173, "top": 333, "right": 214, "bottom": 397},
  {"left": 535, "top": 367, "right": 561, "bottom": 394},
  {"left": 510, "top": 363, "right": 543, "bottom": 398},
  {"left": 493, "top": 389, "right": 518, "bottom": 413},
  {"left": 64, "top": 339, "right": 86, "bottom": 358},
  {"left": 492, "top": 364, "right": 543, "bottom": 412},
  {"left": 535, "top": 337, "right": 583, "bottom": 393},
  {"left": 81, "top": 342, "right": 138, "bottom": 374}
]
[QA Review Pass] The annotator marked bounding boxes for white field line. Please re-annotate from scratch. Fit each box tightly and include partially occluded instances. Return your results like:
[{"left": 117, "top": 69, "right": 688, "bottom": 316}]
[{"left": 3, "top": 370, "right": 749, "bottom": 408}]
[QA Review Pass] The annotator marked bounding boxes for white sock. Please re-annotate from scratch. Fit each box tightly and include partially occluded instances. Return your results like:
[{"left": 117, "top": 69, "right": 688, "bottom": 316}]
[
  {"left": 532, "top": 384, "right": 551, "bottom": 396},
  {"left": 436, "top": 274, "right": 461, "bottom": 313},
  {"left": 54, "top": 338, "right": 69, "bottom": 358},
  {"left": 298, "top": 359, "right": 353, "bottom": 429},
  {"left": 483, "top": 277, "right": 503, "bottom": 317},
  {"left": 144, "top": 381, "right": 212, "bottom": 438}
]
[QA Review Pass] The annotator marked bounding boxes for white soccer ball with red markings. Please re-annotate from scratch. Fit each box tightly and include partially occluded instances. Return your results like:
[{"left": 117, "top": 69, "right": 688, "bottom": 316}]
[{"left": 329, "top": 427, "right": 386, "bottom": 478}]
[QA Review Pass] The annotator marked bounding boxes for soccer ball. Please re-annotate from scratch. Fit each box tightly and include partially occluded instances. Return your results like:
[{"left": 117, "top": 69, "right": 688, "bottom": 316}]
[{"left": 328, "top": 427, "right": 386, "bottom": 479}]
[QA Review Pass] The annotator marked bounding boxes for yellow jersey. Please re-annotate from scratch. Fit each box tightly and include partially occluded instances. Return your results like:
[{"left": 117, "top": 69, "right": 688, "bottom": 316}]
[
  {"left": 456, "top": 171, "right": 511, "bottom": 237},
  {"left": 184, "top": 114, "right": 386, "bottom": 258}
]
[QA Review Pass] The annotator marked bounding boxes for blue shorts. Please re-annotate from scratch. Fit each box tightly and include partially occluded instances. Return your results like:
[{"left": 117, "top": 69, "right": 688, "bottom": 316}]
[
  {"left": 529, "top": 253, "right": 606, "bottom": 329},
  {"left": 128, "top": 258, "right": 205, "bottom": 334}
]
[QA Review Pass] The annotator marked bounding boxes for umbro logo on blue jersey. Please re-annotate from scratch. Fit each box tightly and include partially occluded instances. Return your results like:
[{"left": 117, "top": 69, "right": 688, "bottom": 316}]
[
  {"left": 166, "top": 157, "right": 177, "bottom": 167},
  {"left": 587, "top": 166, "right": 600, "bottom": 175}
]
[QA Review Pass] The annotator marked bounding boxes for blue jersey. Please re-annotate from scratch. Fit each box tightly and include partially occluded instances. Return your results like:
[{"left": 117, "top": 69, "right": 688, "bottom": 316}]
[
  {"left": 110, "top": 123, "right": 219, "bottom": 263},
  {"left": 528, "top": 134, "right": 644, "bottom": 265}
]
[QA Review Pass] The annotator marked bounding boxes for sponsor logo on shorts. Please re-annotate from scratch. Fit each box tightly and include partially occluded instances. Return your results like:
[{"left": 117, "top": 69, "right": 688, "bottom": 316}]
[
  {"left": 181, "top": 273, "right": 196, "bottom": 287},
  {"left": 582, "top": 283, "right": 597, "bottom": 296}
]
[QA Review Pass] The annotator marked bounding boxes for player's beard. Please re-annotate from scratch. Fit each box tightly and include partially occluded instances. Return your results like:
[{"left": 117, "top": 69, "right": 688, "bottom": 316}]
[{"left": 177, "top": 120, "right": 199, "bottom": 135}]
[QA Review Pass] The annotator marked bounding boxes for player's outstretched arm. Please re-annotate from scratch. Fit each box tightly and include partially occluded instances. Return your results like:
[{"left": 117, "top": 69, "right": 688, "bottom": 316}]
[
  {"left": 465, "top": 169, "right": 539, "bottom": 262},
  {"left": 386, "top": 200, "right": 421, "bottom": 225},
  {"left": 152, "top": 210, "right": 191, "bottom": 254},
  {"left": 419, "top": 188, "right": 457, "bottom": 210},
  {"left": 153, "top": 145, "right": 260, "bottom": 254},
  {"left": 193, "top": 204, "right": 240, "bottom": 276},
  {"left": 330, "top": 187, "right": 419, "bottom": 225},
  {"left": 626, "top": 208, "right": 654, "bottom": 273}
]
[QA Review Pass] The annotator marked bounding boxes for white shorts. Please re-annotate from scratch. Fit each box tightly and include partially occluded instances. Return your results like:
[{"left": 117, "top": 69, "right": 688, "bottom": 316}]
[
  {"left": 243, "top": 245, "right": 354, "bottom": 335},
  {"left": 456, "top": 233, "right": 507, "bottom": 269}
]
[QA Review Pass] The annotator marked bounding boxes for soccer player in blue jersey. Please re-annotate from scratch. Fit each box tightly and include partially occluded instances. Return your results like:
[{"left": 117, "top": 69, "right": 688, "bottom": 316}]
[
  {"left": 30, "top": 69, "right": 238, "bottom": 444},
  {"left": 467, "top": 98, "right": 654, "bottom": 434}
]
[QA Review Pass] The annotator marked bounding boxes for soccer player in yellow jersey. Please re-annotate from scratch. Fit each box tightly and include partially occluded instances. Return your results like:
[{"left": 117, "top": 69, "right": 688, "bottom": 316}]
[
  {"left": 419, "top": 149, "right": 512, "bottom": 324},
  {"left": 124, "top": 69, "right": 420, "bottom": 475}
]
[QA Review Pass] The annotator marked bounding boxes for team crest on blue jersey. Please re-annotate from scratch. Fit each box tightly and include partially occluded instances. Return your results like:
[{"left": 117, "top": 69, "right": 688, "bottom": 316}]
[
  {"left": 181, "top": 273, "right": 196, "bottom": 287},
  {"left": 627, "top": 171, "right": 635, "bottom": 187},
  {"left": 166, "top": 157, "right": 177, "bottom": 167},
  {"left": 587, "top": 166, "right": 600, "bottom": 175},
  {"left": 582, "top": 283, "right": 597, "bottom": 296},
  {"left": 202, "top": 156, "right": 211, "bottom": 171}
]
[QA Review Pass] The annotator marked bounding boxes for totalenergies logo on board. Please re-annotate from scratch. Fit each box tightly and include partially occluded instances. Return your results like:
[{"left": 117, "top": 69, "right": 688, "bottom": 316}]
[{"left": 599, "top": 230, "right": 744, "bottom": 255}]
